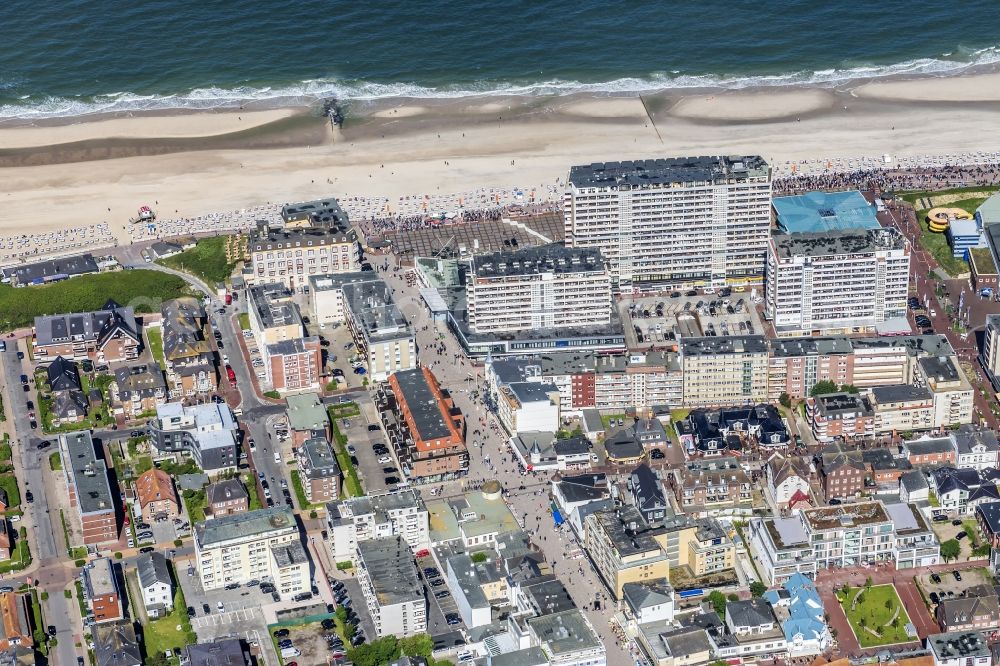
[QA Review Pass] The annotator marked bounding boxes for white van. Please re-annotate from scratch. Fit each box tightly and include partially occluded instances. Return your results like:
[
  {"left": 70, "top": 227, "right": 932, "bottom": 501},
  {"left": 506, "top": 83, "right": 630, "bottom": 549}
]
[
  {"left": 280, "top": 647, "right": 301, "bottom": 659},
  {"left": 274, "top": 451, "right": 281, "bottom": 464}
]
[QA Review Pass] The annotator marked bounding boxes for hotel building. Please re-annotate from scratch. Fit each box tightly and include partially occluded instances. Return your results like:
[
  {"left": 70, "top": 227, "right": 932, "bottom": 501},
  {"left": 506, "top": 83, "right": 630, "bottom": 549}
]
[
  {"left": 765, "top": 228, "right": 910, "bottom": 336},
  {"left": 193, "top": 507, "right": 309, "bottom": 599},
  {"left": 466, "top": 244, "right": 612, "bottom": 333},
  {"left": 679, "top": 336, "right": 769, "bottom": 407},
  {"left": 248, "top": 221, "right": 360, "bottom": 292},
  {"left": 564, "top": 156, "right": 772, "bottom": 290}
]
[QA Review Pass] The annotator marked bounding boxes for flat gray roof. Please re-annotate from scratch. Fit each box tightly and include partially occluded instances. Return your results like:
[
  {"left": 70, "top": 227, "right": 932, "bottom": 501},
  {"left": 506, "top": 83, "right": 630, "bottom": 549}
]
[
  {"left": 281, "top": 198, "right": 348, "bottom": 227},
  {"left": 248, "top": 283, "right": 301, "bottom": 330},
  {"left": 341, "top": 278, "right": 413, "bottom": 343},
  {"left": 680, "top": 335, "right": 768, "bottom": 356},
  {"left": 568, "top": 156, "right": 769, "bottom": 189},
  {"left": 870, "top": 384, "right": 933, "bottom": 404},
  {"left": 271, "top": 540, "right": 309, "bottom": 567},
  {"left": 527, "top": 609, "right": 603, "bottom": 656},
  {"left": 195, "top": 507, "right": 297, "bottom": 548},
  {"left": 300, "top": 437, "right": 341, "bottom": 479},
  {"left": 392, "top": 368, "right": 453, "bottom": 442},
  {"left": 471, "top": 244, "right": 606, "bottom": 278},
  {"left": 772, "top": 227, "right": 905, "bottom": 259},
  {"left": 357, "top": 536, "right": 423, "bottom": 606},
  {"left": 62, "top": 431, "right": 115, "bottom": 516}
]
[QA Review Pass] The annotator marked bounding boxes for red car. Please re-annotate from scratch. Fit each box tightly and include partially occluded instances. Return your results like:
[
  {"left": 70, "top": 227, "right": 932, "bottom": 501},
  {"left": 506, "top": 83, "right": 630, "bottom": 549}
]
[
  {"left": 225, "top": 365, "right": 236, "bottom": 387},
  {"left": 415, "top": 549, "right": 430, "bottom": 558}
]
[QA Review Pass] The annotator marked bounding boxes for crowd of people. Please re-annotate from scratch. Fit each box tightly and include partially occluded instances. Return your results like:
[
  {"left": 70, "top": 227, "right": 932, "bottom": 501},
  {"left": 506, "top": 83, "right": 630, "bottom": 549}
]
[
  {"left": 773, "top": 151, "right": 1000, "bottom": 194},
  {"left": 126, "top": 203, "right": 282, "bottom": 242},
  {"left": 0, "top": 222, "right": 117, "bottom": 265}
]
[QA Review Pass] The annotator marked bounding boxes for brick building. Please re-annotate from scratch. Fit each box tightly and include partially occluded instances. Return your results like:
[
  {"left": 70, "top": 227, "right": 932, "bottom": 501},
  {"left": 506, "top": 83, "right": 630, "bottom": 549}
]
[
  {"left": 265, "top": 337, "right": 322, "bottom": 394},
  {"left": 81, "top": 557, "right": 123, "bottom": 623},
  {"left": 206, "top": 479, "right": 249, "bottom": 518},
  {"left": 135, "top": 469, "right": 179, "bottom": 520},
  {"left": 383, "top": 367, "right": 468, "bottom": 481},
  {"left": 61, "top": 431, "right": 118, "bottom": 545},
  {"left": 296, "top": 437, "right": 341, "bottom": 503},
  {"left": 806, "top": 392, "right": 875, "bottom": 443},
  {"left": 33, "top": 299, "right": 140, "bottom": 363},
  {"left": 821, "top": 454, "right": 867, "bottom": 501}
]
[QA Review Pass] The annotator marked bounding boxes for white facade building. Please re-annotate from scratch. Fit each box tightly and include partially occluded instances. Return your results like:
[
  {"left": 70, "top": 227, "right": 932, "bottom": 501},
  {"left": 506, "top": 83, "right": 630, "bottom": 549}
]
[
  {"left": 356, "top": 536, "right": 426, "bottom": 637},
  {"left": 765, "top": 228, "right": 910, "bottom": 336},
  {"left": 325, "top": 490, "right": 429, "bottom": 564},
  {"left": 747, "top": 516, "right": 817, "bottom": 586},
  {"left": 467, "top": 245, "right": 612, "bottom": 333},
  {"left": 496, "top": 382, "right": 560, "bottom": 436},
  {"left": 564, "top": 155, "right": 772, "bottom": 290},
  {"left": 193, "top": 507, "right": 309, "bottom": 600}
]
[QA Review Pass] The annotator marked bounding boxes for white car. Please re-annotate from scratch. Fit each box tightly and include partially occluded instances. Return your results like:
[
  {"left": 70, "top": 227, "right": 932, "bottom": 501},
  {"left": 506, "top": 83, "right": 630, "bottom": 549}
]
[
  {"left": 222, "top": 354, "right": 229, "bottom": 364},
  {"left": 378, "top": 455, "right": 391, "bottom": 464},
  {"left": 8, "top": 515, "right": 19, "bottom": 523}
]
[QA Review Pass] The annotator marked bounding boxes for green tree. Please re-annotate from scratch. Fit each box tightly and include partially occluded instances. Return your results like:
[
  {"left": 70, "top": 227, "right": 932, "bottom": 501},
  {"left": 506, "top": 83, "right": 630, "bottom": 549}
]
[
  {"left": 707, "top": 590, "right": 727, "bottom": 618},
  {"left": 147, "top": 654, "right": 170, "bottom": 666},
  {"left": 809, "top": 380, "right": 839, "bottom": 397},
  {"left": 399, "top": 634, "right": 434, "bottom": 658},
  {"left": 749, "top": 581, "right": 767, "bottom": 598},
  {"left": 779, "top": 392, "right": 792, "bottom": 409},
  {"left": 348, "top": 637, "right": 400, "bottom": 666},
  {"left": 470, "top": 552, "right": 488, "bottom": 564},
  {"left": 865, "top": 576, "right": 873, "bottom": 590},
  {"left": 941, "top": 539, "right": 961, "bottom": 562},
  {"left": 840, "top": 384, "right": 860, "bottom": 394},
  {"left": 884, "top": 598, "right": 893, "bottom": 611}
]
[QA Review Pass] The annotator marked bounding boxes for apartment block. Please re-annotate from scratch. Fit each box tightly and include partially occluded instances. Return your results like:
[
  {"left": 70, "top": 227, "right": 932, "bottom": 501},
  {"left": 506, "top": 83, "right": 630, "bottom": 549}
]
[
  {"left": 806, "top": 392, "right": 875, "bottom": 442},
  {"left": 671, "top": 456, "right": 753, "bottom": 514},
  {"left": 981, "top": 314, "right": 1000, "bottom": 390},
  {"left": 767, "top": 334, "right": 954, "bottom": 400},
  {"left": 33, "top": 300, "right": 140, "bottom": 363},
  {"left": 383, "top": 368, "right": 468, "bottom": 481},
  {"left": 285, "top": 391, "right": 330, "bottom": 447},
  {"left": 193, "top": 507, "right": 308, "bottom": 599},
  {"left": 61, "top": 431, "right": 118, "bottom": 545},
  {"left": 81, "top": 557, "right": 122, "bottom": 623},
  {"left": 466, "top": 244, "right": 612, "bottom": 333},
  {"left": 295, "top": 437, "right": 341, "bottom": 503},
  {"left": 765, "top": 228, "right": 909, "bottom": 336},
  {"left": 356, "top": 536, "right": 426, "bottom": 637},
  {"left": 799, "top": 501, "right": 895, "bottom": 569},
  {"left": 265, "top": 337, "right": 322, "bottom": 393},
  {"left": 110, "top": 364, "right": 167, "bottom": 421},
  {"left": 917, "top": 355, "right": 975, "bottom": 428},
  {"left": 486, "top": 351, "right": 682, "bottom": 417},
  {"left": 584, "top": 506, "right": 670, "bottom": 599},
  {"left": 496, "top": 382, "right": 560, "bottom": 436},
  {"left": 564, "top": 156, "right": 772, "bottom": 289},
  {"left": 326, "top": 489, "right": 429, "bottom": 564},
  {"left": 679, "top": 336, "right": 769, "bottom": 407},
  {"left": 747, "top": 517, "right": 817, "bottom": 586},
  {"left": 248, "top": 221, "right": 360, "bottom": 292},
  {"left": 869, "top": 384, "right": 936, "bottom": 434},
  {"left": 247, "top": 283, "right": 304, "bottom": 351},
  {"left": 309, "top": 273, "right": 417, "bottom": 381},
  {"left": 148, "top": 402, "right": 239, "bottom": 473},
  {"left": 160, "top": 297, "right": 216, "bottom": 398}
]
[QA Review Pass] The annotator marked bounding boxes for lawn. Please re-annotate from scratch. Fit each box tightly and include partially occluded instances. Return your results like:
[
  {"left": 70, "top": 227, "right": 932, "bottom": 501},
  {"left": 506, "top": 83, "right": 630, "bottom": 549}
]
[
  {"left": 0, "top": 270, "right": 191, "bottom": 331},
  {"left": 181, "top": 489, "right": 207, "bottom": 523},
  {"left": 0, "top": 535, "right": 31, "bottom": 574},
  {"left": 328, "top": 407, "right": 363, "bottom": 497},
  {"left": 238, "top": 312, "right": 250, "bottom": 331},
  {"left": 146, "top": 327, "right": 165, "bottom": 370},
  {"left": 836, "top": 584, "right": 913, "bottom": 647},
  {"left": 898, "top": 188, "right": 998, "bottom": 277},
  {"left": 600, "top": 413, "right": 626, "bottom": 428},
  {"left": 48, "top": 452, "right": 61, "bottom": 471},
  {"left": 328, "top": 402, "right": 361, "bottom": 419},
  {"left": 290, "top": 470, "right": 316, "bottom": 509},
  {"left": 158, "top": 236, "right": 238, "bottom": 286},
  {"left": 142, "top": 585, "right": 197, "bottom": 659},
  {"left": 0, "top": 475, "right": 20, "bottom": 508},
  {"left": 243, "top": 474, "right": 263, "bottom": 511}
]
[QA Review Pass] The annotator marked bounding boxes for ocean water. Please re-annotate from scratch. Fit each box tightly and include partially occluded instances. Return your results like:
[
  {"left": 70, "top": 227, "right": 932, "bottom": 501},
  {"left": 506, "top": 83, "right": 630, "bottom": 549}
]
[{"left": 2, "top": 0, "right": 1000, "bottom": 119}]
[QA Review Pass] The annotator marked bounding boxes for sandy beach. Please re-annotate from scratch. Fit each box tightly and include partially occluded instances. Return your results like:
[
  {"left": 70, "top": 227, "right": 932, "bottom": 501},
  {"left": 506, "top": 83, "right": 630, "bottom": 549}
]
[{"left": 3, "top": 71, "right": 1000, "bottom": 245}]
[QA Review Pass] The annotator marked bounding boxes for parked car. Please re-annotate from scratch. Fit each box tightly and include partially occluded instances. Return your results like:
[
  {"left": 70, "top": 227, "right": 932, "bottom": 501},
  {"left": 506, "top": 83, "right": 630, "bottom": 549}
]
[
  {"left": 931, "top": 573, "right": 942, "bottom": 583},
  {"left": 202, "top": 603, "right": 211, "bottom": 614},
  {"left": 929, "top": 592, "right": 940, "bottom": 604},
  {"left": 953, "top": 570, "right": 963, "bottom": 581},
  {"left": 139, "top": 547, "right": 155, "bottom": 554}
]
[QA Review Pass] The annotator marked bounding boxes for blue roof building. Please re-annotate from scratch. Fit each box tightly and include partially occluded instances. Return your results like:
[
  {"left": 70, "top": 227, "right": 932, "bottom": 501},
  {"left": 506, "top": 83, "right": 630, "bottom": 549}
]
[
  {"left": 947, "top": 217, "right": 987, "bottom": 258},
  {"left": 772, "top": 191, "right": 880, "bottom": 234},
  {"left": 763, "top": 573, "right": 831, "bottom": 656}
]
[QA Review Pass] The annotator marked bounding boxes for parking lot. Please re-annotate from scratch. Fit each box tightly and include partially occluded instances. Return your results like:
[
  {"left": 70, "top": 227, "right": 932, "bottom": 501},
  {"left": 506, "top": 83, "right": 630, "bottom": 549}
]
[
  {"left": 335, "top": 576, "right": 377, "bottom": 642},
  {"left": 928, "top": 513, "right": 983, "bottom": 560},
  {"left": 178, "top": 560, "right": 281, "bottom": 639},
  {"left": 619, "top": 291, "right": 764, "bottom": 350},
  {"left": 917, "top": 567, "right": 996, "bottom": 607},
  {"left": 339, "top": 403, "right": 397, "bottom": 495},
  {"left": 271, "top": 621, "right": 333, "bottom": 665},
  {"left": 417, "top": 551, "right": 462, "bottom": 634}
]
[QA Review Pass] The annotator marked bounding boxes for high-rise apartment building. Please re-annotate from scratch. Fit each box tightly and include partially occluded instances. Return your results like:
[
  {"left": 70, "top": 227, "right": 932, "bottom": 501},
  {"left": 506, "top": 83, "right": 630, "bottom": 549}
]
[
  {"left": 981, "top": 314, "right": 1000, "bottom": 389},
  {"left": 564, "top": 156, "right": 771, "bottom": 290},
  {"left": 466, "top": 244, "right": 612, "bottom": 333},
  {"left": 765, "top": 228, "right": 910, "bottom": 336}
]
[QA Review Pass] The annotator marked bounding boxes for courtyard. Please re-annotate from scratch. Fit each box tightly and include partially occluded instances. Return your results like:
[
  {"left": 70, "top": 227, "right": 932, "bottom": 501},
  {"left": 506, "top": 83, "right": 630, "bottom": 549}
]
[{"left": 835, "top": 583, "right": 914, "bottom": 648}]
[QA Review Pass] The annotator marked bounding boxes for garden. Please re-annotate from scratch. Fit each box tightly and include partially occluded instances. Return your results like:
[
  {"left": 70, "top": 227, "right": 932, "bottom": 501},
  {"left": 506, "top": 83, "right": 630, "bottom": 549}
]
[{"left": 835, "top": 583, "right": 913, "bottom": 647}]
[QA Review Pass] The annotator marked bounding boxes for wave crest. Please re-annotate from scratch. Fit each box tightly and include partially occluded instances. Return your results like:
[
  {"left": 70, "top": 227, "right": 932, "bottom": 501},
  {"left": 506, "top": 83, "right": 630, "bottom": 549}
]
[{"left": 2, "top": 46, "right": 1000, "bottom": 119}]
